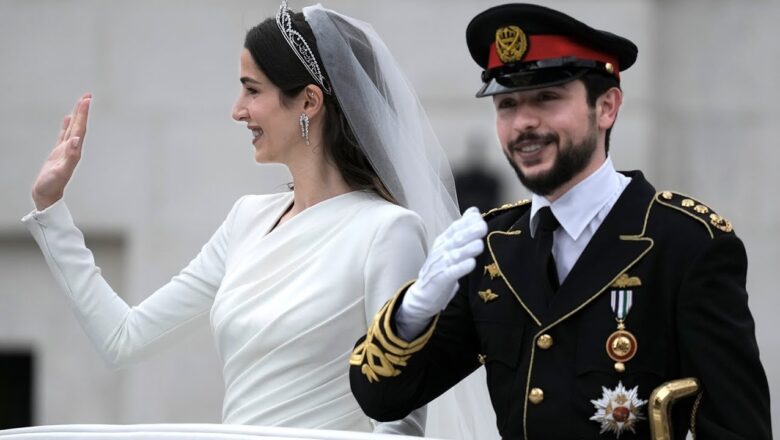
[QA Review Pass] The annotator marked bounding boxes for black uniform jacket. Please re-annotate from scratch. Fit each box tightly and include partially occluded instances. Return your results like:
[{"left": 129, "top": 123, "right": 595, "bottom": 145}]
[{"left": 349, "top": 171, "right": 771, "bottom": 439}]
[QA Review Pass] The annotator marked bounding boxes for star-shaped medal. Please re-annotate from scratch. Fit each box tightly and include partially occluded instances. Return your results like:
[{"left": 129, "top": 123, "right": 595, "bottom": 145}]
[{"left": 589, "top": 381, "right": 647, "bottom": 437}]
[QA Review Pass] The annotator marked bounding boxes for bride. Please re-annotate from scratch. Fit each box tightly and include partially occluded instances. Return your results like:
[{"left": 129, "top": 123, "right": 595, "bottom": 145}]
[{"left": 22, "top": 1, "right": 461, "bottom": 435}]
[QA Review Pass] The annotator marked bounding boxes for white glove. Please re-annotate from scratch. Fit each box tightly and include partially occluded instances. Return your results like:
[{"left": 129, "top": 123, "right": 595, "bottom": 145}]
[{"left": 396, "top": 207, "right": 488, "bottom": 340}]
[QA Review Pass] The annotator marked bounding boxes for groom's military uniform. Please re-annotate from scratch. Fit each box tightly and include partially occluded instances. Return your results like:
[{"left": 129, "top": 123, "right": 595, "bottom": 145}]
[{"left": 349, "top": 3, "right": 771, "bottom": 438}]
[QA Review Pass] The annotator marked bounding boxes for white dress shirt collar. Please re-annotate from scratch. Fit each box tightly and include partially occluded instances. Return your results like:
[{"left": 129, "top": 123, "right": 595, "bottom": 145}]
[{"left": 530, "top": 157, "right": 624, "bottom": 240}]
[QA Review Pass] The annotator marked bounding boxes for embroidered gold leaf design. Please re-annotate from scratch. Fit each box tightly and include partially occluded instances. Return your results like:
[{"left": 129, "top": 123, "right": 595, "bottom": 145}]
[
  {"left": 350, "top": 310, "right": 406, "bottom": 383},
  {"left": 350, "top": 288, "right": 439, "bottom": 383}
]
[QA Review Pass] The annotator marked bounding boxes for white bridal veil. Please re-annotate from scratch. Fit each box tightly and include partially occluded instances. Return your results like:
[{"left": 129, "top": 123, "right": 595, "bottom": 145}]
[
  {"left": 304, "top": 4, "right": 499, "bottom": 439},
  {"left": 303, "top": 3, "right": 459, "bottom": 246}
]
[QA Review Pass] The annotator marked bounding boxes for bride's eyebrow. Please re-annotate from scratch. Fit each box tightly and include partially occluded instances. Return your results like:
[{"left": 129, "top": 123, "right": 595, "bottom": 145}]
[{"left": 240, "top": 77, "right": 262, "bottom": 86}]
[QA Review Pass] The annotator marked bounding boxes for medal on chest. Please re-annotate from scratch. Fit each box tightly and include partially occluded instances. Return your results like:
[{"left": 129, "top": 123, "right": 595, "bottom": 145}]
[
  {"left": 590, "top": 381, "right": 647, "bottom": 437},
  {"left": 606, "top": 274, "right": 640, "bottom": 373}
]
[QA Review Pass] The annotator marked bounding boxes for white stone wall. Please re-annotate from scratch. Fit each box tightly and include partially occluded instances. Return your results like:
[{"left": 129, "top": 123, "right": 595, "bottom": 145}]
[
  {"left": 0, "top": 0, "right": 776, "bottom": 435},
  {"left": 651, "top": 4, "right": 780, "bottom": 437}
]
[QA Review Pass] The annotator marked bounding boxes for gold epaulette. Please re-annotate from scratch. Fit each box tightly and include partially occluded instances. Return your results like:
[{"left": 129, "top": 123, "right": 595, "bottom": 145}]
[
  {"left": 655, "top": 191, "right": 734, "bottom": 238},
  {"left": 349, "top": 280, "right": 439, "bottom": 383},
  {"left": 482, "top": 199, "right": 530, "bottom": 221}
]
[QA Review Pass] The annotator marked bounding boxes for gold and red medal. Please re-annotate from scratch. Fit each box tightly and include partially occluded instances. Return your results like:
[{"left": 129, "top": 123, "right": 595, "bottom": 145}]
[
  {"left": 606, "top": 320, "right": 637, "bottom": 373},
  {"left": 607, "top": 276, "right": 640, "bottom": 372}
]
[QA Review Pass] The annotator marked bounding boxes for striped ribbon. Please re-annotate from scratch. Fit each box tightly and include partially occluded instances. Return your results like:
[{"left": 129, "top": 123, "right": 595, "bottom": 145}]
[{"left": 610, "top": 290, "right": 633, "bottom": 320}]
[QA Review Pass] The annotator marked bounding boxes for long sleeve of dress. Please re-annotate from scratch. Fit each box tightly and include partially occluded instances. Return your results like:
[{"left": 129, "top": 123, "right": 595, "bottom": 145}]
[
  {"left": 21, "top": 197, "right": 243, "bottom": 367},
  {"left": 361, "top": 210, "right": 428, "bottom": 436}
]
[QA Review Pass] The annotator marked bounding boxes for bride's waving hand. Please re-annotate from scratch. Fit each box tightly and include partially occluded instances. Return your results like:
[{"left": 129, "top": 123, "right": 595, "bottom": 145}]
[{"left": 32, "top": 93, "right": 91, "bottom": 211}]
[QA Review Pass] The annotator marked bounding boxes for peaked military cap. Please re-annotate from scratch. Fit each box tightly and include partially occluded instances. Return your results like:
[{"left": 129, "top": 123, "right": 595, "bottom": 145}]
[{"left": 466, "top": 3, "right": 638, "bottom": 97}]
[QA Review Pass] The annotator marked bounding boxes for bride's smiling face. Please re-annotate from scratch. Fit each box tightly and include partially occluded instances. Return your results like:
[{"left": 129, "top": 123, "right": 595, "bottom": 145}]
[{"left": 232, "top": 49, "right": 303, "bottom": 165}]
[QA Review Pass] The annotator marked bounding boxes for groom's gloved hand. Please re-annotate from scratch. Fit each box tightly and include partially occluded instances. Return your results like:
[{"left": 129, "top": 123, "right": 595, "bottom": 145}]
[{"left": 396, "top": 207, "right": 488, "bottom": 340}]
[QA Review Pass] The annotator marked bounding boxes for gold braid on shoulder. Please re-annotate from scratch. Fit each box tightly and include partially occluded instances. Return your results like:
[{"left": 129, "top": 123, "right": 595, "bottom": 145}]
[
  {"left": 655, "top": 191, "right": 733, "bottom": 238},
  {"left": 481, "top": 199, "right": 530, "bottom": 221}
]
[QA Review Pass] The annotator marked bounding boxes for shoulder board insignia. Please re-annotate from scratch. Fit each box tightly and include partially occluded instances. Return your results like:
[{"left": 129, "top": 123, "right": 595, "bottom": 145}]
[
  {"left": 655, "top": 191, "right": 733, "bottom": 237},
  {"left": 482, "top": 199, "right": 530, "bottom": 221}
]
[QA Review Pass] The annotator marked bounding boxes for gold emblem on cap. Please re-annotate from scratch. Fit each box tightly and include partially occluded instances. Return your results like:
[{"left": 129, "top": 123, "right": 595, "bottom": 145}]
[
  {"left": 495, "top": 25, "right": 528, "bottom": 63},
  {"left": 605, "top": 62, "right": 614, "bottom": 74}
]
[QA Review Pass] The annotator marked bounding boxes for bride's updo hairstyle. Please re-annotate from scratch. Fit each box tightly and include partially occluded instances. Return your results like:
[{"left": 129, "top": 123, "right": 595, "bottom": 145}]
[{"left": 244, "top": 13, "right": 395, "bottom": 203}]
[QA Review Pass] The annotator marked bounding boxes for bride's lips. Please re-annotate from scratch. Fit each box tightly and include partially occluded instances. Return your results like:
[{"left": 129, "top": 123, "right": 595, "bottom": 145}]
[{"left": 248, "top": 126, "right": 263, "bottom": 143}]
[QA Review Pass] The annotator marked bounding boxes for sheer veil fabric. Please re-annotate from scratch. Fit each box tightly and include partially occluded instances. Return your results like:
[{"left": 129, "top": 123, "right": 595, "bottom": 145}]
[
  {"left": 304, "top": 5, "right": 499, "bottom": 439},
  {"left": 303, "top": 4, "right": 458, "bottom": 247}
]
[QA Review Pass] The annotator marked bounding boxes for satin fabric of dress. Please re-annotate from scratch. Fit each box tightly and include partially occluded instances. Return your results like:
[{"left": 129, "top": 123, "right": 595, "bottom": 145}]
[{"left": 22, "top": 191, "right": 427, "bottom": 433}]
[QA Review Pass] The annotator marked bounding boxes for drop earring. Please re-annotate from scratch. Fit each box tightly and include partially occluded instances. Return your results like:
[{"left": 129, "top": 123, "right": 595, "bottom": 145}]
[{"left": 299, "top": 113, "right": 310, "bottom": 145}]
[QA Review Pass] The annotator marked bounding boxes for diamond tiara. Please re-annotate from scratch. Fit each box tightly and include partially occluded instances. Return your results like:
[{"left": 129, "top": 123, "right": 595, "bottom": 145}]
[{"left": 276, "top": 1, "right": 332, "bottom": 94}]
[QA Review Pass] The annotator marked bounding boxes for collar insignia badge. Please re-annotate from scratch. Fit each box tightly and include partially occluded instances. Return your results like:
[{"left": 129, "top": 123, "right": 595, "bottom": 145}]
[
  {"left": 590, "top": 381, "right": 647, "bottom": 437},
  {"left": 484, "top": 263, "right": 500, "bottom": 279},
  {"left": 478, "top": 289, "right": 499, "bottom": 303}
]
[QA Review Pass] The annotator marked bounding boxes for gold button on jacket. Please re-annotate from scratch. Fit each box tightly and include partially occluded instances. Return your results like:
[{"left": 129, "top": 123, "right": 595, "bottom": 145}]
[
  {"left": 537, "top": 334, "right": 553, "bottom": 349},
  {"left": 528, "top": 387, "right": 544, "bottom": 404}
]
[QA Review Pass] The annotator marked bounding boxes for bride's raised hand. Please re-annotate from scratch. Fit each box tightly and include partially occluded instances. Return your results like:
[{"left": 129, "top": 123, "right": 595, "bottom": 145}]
[{"left": 32, "top": 93, "right": 92, "bottom": 211}]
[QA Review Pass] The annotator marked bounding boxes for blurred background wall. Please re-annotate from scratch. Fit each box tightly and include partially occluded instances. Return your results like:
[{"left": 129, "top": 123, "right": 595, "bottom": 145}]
[{"left": 0, "top": 0, "right": 777, "bottom": 435}]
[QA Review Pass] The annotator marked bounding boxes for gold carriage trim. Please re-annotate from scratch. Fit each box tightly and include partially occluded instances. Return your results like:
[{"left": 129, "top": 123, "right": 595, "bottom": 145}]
[
  {"left": 649, "top": 377, "right": 701, "bottom": 440},
  {"left": 654, "top": 191, "right": 734, "bottom": 238},
  {"left": 349, "top": 280, "right": 440, "bottom": 383}
]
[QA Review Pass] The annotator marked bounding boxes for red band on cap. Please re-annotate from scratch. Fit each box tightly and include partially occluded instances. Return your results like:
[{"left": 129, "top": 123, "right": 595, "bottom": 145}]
[{"left": 488, "top": 34, "right": 620, "bottom": 79}]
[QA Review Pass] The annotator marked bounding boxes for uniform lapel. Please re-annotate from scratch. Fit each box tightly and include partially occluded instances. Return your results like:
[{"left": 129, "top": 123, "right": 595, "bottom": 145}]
[
  {"left": 546, "top": 172, "right": 656, "bottom": 325},
  {"left": 487, "top": 210, "right": 546, "bottom": 326}
]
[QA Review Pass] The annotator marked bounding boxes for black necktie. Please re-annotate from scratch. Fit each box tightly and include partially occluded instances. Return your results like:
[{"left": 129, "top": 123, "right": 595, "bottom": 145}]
[{"left": 536, "top": 207, "right": 560, "bottom": 296}]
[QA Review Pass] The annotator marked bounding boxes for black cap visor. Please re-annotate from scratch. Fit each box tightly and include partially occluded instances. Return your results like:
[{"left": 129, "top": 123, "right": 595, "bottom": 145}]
[{"left": 476, "top": 58, "right": 611, "bottom": 97}]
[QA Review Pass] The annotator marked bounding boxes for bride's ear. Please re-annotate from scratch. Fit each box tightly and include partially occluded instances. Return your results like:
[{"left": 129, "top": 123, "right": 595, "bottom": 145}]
[{"left": 302, "top": 84, "right": 325, "bottom": 117}]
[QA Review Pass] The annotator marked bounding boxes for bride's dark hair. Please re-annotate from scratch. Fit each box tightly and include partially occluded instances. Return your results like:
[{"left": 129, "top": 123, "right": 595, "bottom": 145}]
[{"left": 244, "top": 13, "right": 395, "bottom": 203}]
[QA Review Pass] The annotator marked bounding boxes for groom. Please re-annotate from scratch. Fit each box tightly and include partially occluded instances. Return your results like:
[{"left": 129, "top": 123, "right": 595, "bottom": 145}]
[{"left": 349, "top": 3, "right": 771, "bottom": 439}]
